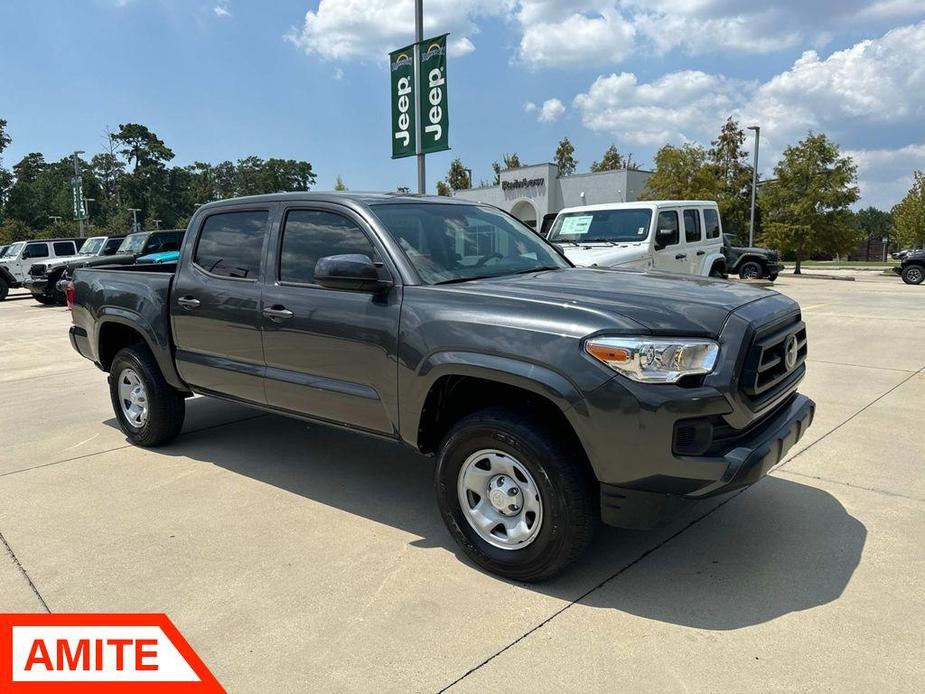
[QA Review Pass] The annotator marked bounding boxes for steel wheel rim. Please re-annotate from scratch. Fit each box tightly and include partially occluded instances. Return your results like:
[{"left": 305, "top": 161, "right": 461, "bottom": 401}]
[
  {"left": 908, "top": 268, "right": 923, "bottom": 283},
  {"left": 457, "top": 448, "right": 543, "bottom": 551},
  {"left": 743, "top": 264, "right": 759, "bottom": 279},
  {"left": 118, "top": 368, "right": 148, "bottom": 428}
]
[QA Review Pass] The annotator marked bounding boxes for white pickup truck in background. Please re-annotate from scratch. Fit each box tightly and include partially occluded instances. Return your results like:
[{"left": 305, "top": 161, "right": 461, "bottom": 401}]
[{"left": 547, "top": 201, "right": 727, "bottom": 278}]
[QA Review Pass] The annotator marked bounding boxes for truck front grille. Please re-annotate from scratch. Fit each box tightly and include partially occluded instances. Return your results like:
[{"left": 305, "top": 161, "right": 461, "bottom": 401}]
[{"left": 740, "top": 312, "right": 807, "bottom": 408}]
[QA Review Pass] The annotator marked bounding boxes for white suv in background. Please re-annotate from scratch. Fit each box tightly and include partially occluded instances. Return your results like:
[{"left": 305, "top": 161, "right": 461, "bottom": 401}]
[
  {"left": 547, "top": 201, "right": 727, "bottom": 277},
  {"left": 0, "top": 238, "right": 80, "bottom": 300}
]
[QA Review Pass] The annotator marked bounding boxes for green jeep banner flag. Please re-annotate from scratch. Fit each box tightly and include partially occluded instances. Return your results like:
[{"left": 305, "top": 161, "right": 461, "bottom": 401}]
[
  {"left": 418, "top": 34, "right": 449, "bottom": 154},
  {"left": 389, "top": 44, "right": 416, "bottom": 159}
]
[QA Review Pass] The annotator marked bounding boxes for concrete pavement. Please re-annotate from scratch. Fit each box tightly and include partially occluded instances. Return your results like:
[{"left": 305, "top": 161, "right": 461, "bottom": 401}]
[{"left": 0, "top": 274, "right": 922, "bottom": 693}]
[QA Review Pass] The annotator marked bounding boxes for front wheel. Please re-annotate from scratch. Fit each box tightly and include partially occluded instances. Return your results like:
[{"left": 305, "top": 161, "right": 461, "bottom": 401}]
[
  {"left": 901, "top": 265, "right": 924, "bottom": 285},
  {"left": 109, "top": 345, "right": 186, "bottom": 447},
  {"left": 768, "top": 273, "right": 779, "bottom": 282},
  {"left": 739, "top": 261, "right": 763, "bottom": 280},
  {"left": 0, "top": 278, "right": 8, "bottom": 302},
  {"left": 435, "top": 408, "right": 596, "bottom": 582}
]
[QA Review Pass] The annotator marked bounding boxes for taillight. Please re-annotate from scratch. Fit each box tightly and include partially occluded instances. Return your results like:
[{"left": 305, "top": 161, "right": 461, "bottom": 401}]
[{"left": 65, "top": 281, "right": 76, "bottom": 310}]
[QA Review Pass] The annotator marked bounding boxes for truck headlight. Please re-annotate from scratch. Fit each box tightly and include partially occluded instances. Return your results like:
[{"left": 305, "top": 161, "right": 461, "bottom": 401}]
[{"left": 584, "top": 337, "right": 719, "bottom": 384}]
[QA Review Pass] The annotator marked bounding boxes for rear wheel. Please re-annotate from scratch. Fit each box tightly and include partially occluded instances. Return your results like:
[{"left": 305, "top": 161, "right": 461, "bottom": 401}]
[
  {"left": 435, "top": 407, "right": 596, "bottom": 582},
  {"left": 902, "top": 265, "right": 924, "bottom": 285},
  {"left": 739, "top": 261, "right": 763, "bottom": 280},
  {"left": 109, "top": 345, "right": 186, "bottom": 447},
  {"left": 709, "top": 264, "right": 726, "bottom": 278},
  {"left": 0, "top": 278, "right": 8, "bottom": 302}
]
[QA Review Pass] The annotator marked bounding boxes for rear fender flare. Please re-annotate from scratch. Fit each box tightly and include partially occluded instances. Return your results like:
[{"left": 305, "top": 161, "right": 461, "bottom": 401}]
[{"left": 95, "top": 309, "right": 187, "bottom": 391}]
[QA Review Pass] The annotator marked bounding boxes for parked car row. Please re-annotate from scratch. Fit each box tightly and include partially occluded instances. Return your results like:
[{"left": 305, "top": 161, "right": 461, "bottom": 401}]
[
  {"left": 546, "top": 201, "right": 782, "bottom": 281},
  {"left": 893, "top": 249, "right": 925, "bottom": 285},
  {"left": 0, "top": 230, "right": 184, "bottom": 304},
  {"left": 66, "top": 192, "right": 814, "bottom": 581}
]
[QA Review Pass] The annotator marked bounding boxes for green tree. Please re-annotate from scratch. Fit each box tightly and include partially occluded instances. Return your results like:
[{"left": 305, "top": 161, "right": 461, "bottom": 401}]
[
  {"left": 113, "top": 123, "right": 175, "bottom": 171},
  {"left": 491, "top": 154, "right": 522, "bottom": 184},
  {"left": 447, "top": 158, "right": 470, "bottom": 190},
  {"left": 0, "top": 118, "right": 11, "bottom": 220},
  {"left": 853, "top": 206, "right": 893, "bottom": 259},
  {"left": 709, "top": 118, "right": 753, "bottom": 237},
  {"left": 891, "top": 171, "right": 925, "bottom": 249},
  {"left": 0, "top": 218, "right": 31, "bottom": 245},
  {"left": 642, "top": 143, "right": 719, "bottom": 201},
  {"left": 590, "top": 144, "right": 624, "bottom": 172},
  {"left": 759, "top": 133, "right": 860, "bottom": 273},
  {"left": 334, "top": 175, "right": 348, "bottom": 191},
  {"left": 554, "top": 137, "right": 577, "bottom": 176},
  {"left": 436, "top": 180, "right": 451, "bottom": 196}
]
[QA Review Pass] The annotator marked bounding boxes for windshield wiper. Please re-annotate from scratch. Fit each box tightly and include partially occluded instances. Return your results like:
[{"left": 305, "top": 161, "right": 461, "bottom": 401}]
[
  {"left": 581, "top": 238, "right": 618, "bottom": 245},
  {"left": 434, "top": 274, "right": 498, "bottom": 285}
]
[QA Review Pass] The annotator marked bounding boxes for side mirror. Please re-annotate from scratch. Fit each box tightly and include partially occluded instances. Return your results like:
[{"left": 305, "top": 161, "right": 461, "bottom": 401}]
[
  {"left": 314, "top": 254, "right": 392, "bottom": 293},
  {"left": 655, "top": 228, "right": 674, "bottom": 250}
]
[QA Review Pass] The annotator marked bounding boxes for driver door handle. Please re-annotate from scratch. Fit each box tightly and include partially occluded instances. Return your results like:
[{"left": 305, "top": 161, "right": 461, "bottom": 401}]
[
  {"left": 675, "top": 253, "right": 687, "bottom": 260},
  {"left": 263, "top": 305, "right": 294, "bottom": 322},
  {"left": 177, "top": 296, "right": 200, "bottom": 310},
  {"left": 696, "top": 250, "right": 705, "bottom": 256}
]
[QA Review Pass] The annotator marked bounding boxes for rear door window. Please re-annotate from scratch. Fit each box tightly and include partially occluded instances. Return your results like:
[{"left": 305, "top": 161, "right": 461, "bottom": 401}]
[
  {"left": 194, "top": 211, "right": 268, "bottom": 279},
  {"left": 103, "top": 238, "right": 124, "bottom": 255},
  {"left": 683, "top": 209, "right": 702, "bottom": 244}
]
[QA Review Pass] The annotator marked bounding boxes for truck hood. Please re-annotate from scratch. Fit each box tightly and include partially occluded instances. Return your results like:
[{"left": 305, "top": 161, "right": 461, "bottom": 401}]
[
  {"left": 66, "top": 254, "right": 136, "bottom": 270},
  {"left": 438, "top": 267, "right": 775, "bottom": 336},
  {"left": 557, "top": 242, "right": 648, "bottom": 268}
]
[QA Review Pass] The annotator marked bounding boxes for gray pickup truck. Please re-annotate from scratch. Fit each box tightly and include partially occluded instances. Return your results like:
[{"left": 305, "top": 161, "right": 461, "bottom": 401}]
[{"left": 68, "top": 193, "right": 814, "bottom": 581}]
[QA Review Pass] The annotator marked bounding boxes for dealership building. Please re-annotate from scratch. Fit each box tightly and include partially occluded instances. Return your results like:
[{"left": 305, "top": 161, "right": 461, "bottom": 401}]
[{"left": 453, "top": 162, "right": 653, "bottom": 235}]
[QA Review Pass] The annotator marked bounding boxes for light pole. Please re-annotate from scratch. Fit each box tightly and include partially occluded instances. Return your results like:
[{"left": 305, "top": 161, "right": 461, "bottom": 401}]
[
  {"left": 127, "top": 208, "right": 141, "bottom": 233},
  {"left": 83, "top": 197, "right": 95, "bottom": 220},
  {"left": 49, "top": 215, "right": 62, "bottom": 224},
  {"left": 152, "top": 219, "right": 162, "bottom": 230},
  {"left": 747, "top": 126, "right": 760, "bottom": 247},
  {"left": 72, "top": 150, "right": 86, "bottom": 238},
  {"left": 464, "top": 168, "right": 473, "bottom": 189},
  {"left": 414, "top": 0, "right": 425, "bottom": 194}
]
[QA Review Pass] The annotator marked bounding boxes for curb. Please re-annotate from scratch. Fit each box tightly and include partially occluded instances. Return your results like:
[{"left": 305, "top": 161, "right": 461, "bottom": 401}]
[{"left": 786, "top": 273, "right": 855, "bottom": 282}]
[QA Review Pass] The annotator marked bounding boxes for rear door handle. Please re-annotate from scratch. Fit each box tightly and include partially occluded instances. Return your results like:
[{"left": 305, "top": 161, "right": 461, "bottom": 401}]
[
  {"left": 696, "top": 250, "right": 706, "bottom": 256},
  {"left": 177, "top": 296, "right": 200, "bottom": 309},
  {"left": 675, "top": 253, "right": 687, "bottom": 260},
  {"left": 263, "top": 305, "right": 294, "bottom": 322}
]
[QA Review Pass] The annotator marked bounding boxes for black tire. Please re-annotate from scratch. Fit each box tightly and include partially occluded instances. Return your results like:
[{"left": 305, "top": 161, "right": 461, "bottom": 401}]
[
  {"left": 768, "top": 273, "right": 779, "bottom": 282},
  {"left": 435, "top": 407, "right": 596, "bottom": 582},
  {"left": 0, "top": 278, "right": 8, "bottom": 302},
  {"left": 33, "top": 294, "right": 57, "bottom": 305},
  {"left": 901, "top": 265, "right": 924, "bottom": 285},
  {"left": 709, "top": 264, "right": 726, "bottom": 278},
  {"left": 739, "top": 261, "right": 763, "bottom": 280},
  {"left": 109, "top": 345, "right": 186, "bottom": 447}
]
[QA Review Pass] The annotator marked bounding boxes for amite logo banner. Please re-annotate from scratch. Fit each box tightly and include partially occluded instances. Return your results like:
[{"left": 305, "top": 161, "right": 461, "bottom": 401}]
[{"left": 0, "top": 614, "right": 225, "bottom": 693}]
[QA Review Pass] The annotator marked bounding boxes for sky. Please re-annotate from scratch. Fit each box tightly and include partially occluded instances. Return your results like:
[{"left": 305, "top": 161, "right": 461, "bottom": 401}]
[{"left": 1, "top": 0, "right": 923, "bottom": 209}]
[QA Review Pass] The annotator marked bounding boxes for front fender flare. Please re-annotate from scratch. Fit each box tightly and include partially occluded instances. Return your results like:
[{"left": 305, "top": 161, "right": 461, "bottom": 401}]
[{"left": 402, "top": 350, "right": 591, "bottom": 448}]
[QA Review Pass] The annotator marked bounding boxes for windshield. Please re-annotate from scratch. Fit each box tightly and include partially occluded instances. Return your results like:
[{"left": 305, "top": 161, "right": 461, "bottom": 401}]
[
  {"left": 117, "top": 233, "right": 150, "bottom": 254},
  {"left": 549, "top": 209, "right": 653, "bottom": 243},
  {"left": 1, "top": 242, "right": 24, "bottom": 259},
  {"left": 78, "top": 237, "right": 105, "bottom": 256},
  {"left": 372, "top": 202, "right": 570, "bottom": 285}
]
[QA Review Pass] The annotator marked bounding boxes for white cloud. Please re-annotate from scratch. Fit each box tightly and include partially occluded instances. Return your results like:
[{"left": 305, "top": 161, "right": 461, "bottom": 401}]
[
  {"left": 537, "top": 98, "right": 566, "bottom": 123},
  {"left": 524, "top": 102, "right": 537, "bottom": 113},
  {"left": 213, "top": 2, "right": 231, "bottom": 19},
  {"left": 517, "top": 8, "right": 635, "bottom": 67},
  {"left": 285, "top": 0, "right": 511, "bottom": 62},
  {"left": 846, "top": 143, "right": 925, "bottom": 209}
]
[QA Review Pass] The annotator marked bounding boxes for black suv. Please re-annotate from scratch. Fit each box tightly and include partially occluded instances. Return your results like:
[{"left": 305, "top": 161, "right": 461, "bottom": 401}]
[{"left": 894, "top": 249, "right": 925, "bottom": 285}]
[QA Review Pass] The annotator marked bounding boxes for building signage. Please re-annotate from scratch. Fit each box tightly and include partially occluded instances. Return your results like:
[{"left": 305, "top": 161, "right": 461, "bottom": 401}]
[
  {"left": 389, "top": 44, "right": 416, "bottom": 159},
  {"left": 501, "top": 177, "right": 545, "bottom": 191},
  {"left": 418, "top": 34, "right": 449, "bottom": 154}
]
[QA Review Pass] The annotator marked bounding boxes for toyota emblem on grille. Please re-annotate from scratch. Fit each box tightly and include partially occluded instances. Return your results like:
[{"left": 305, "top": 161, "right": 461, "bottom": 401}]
[{"left": 784, "top": 334, "right": 799, "bottom": 371}]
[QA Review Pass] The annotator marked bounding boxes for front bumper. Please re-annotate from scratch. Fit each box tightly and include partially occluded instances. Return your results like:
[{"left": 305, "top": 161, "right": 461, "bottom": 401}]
[
  {"left": 766, "top": 261, "right": 783, "bottom": 276},
  {"left": 23, "top": 277, "right": 49, "bottom": 295},
  {"left": 892, "top": 266, "right": 903, "bottom": 275},
  {"left": 600, "top": 393, "right": 815, "bottom": 529}
]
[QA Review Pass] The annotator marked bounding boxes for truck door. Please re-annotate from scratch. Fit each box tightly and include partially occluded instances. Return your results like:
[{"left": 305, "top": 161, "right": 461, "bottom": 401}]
[
  {"left": 16, "top": 243, "right": 50, "bottom": 282},
  {"left": 652, "top": 209, "right": 685, "bottom": 273},
  {"left": 171, "top": 208, "right": 271, "bottom": 403},
  {"left": 682, "top": 208, "right": 704, "bottom": 274},
  {"left": 260, "top": 204, "right": 401, "bottom": 435}
]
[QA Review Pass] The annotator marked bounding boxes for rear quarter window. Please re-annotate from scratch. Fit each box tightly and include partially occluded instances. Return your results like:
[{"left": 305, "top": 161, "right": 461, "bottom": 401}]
[
  {"left": 704, "top": 209, "right": 721, "bottom": 239},
  {"left": 53, "top": 241, "right": 76, "bottom": 256}
]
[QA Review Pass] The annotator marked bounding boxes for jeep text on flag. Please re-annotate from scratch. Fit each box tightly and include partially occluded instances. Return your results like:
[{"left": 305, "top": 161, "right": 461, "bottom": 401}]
[
  {"left": 0, "top": 613, "right": 225, "bottom": 693},
  {"left": 418, "top": 34, "right": 449, "bottom": 155},
  {"left": 389, "top": 44, "right": 416, "bottom": 159}
]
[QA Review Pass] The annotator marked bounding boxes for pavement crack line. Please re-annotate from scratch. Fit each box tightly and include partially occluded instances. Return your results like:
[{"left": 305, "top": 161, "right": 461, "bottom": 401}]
[
  {"left": 437, "top": 487, "right": 748, "bottom": 693},
  {"left": 771, "top": 364, "right": 924, "bottom": 475},
  {"left": 0, "top": 529, "right": 51, "bottom": 612},
  {"left": 775, "top": 469, "right": 925, "bottom": 503},
  {"left": 0, "top": 413, "right": 271, "bottom": 479}
]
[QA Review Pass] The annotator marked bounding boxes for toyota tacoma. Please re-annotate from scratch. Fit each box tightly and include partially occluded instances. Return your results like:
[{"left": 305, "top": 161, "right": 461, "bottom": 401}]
[{"left": 67, "top": 193, "right": 814, "bottom": 581}]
